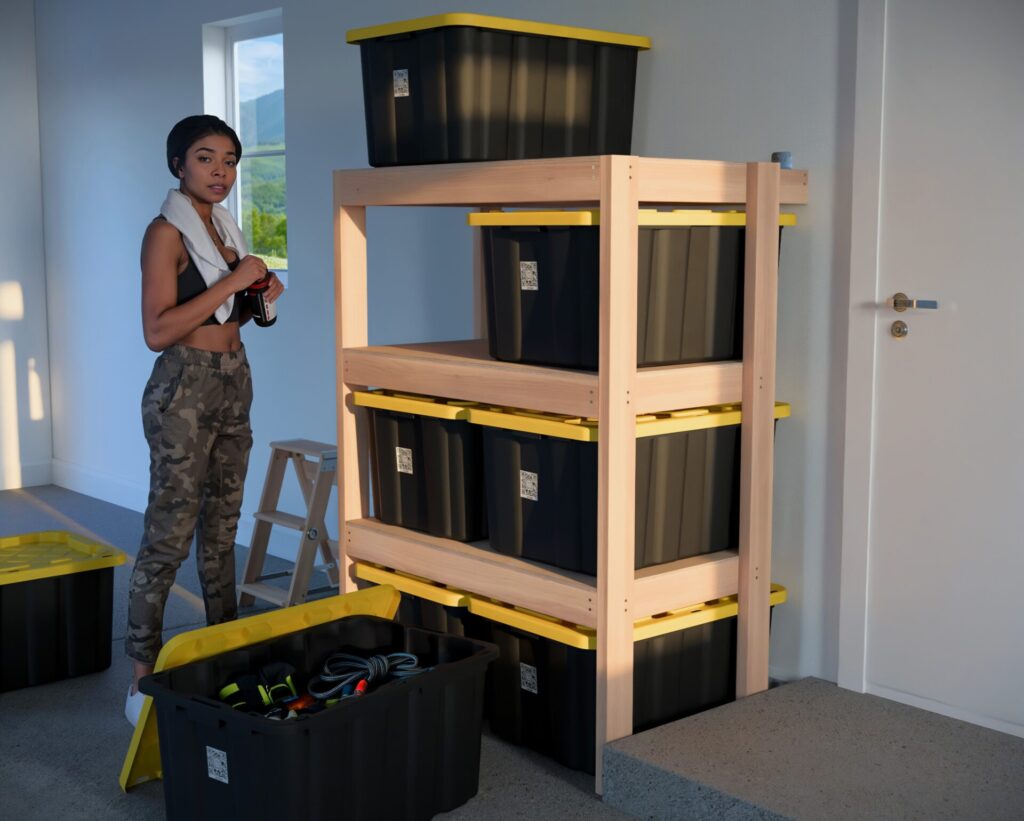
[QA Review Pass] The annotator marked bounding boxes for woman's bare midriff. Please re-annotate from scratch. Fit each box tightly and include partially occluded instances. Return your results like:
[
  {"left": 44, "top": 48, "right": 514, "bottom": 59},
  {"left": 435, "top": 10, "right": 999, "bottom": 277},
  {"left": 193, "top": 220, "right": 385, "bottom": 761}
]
[{"left": 178, "top": 322, "right": 242, "bottom": 352}]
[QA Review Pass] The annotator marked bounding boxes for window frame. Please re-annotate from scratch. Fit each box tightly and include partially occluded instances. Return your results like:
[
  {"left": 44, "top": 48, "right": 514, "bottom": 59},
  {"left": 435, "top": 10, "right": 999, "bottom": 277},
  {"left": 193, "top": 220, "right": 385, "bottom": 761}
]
[{"left": 204, "top": 10, "right": 286, "bottom": 269}]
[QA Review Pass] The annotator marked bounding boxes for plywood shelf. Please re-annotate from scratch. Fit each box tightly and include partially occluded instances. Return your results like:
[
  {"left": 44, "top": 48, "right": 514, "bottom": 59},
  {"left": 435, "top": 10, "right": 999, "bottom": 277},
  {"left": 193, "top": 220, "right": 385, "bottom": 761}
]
[{"left": 342, "top": 339, "right": 745, "bottom": 415}]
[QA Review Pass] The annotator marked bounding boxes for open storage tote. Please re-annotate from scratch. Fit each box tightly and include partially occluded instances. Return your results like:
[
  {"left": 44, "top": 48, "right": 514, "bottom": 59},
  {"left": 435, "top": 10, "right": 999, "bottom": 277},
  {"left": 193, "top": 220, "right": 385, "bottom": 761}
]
[
  {"left": 139, "top": 613, "right": 497, "bottom": 821},
  {"left": 347, "top": 13, "right": 650, "bottom": 166},
  {"left": 469, "top": 209, "right": 797, "bottom": 370},
  {"left": 0, "top": 530, "right": 126, "bottom": 692},
  {"left": 469, "top": 401, "right": 791, "bottom": 576},
  {"left": 119, "top": 585, "right": 401, "bottom": 792}
]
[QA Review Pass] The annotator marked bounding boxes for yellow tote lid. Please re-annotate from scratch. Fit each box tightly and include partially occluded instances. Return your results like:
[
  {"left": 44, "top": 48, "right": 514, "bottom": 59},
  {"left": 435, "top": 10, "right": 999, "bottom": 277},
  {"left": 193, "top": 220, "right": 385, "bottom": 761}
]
[
  {"left": 355, "top": 562, "right": 471, "bottom": 608},
  {"left": 353, "top": 389, "right": 477, "bottom": 420},
  {"left": 0, "top": 531, "right": 126, "bottom": 586},
  {"left": 467, "top": 402, "right": 791, "bottom": 442},
  {"left": 468, "top": 584, "right": 788, "bottom": 649},
  {"left": 468, "top": 209, "right": 797, "bottom": 228},
  {"left": 347, "top": 14, "right": 651, "bottom": 50}
]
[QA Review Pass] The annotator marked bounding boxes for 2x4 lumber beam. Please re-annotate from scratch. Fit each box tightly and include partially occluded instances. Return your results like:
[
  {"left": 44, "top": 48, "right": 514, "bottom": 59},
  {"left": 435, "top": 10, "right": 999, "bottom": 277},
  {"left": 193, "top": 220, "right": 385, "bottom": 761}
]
[
  {"left": 595, "top": 155, "right": 639, "bottom": 791},
  {"left": 632, "top": 550, "right": 740, "bottom": 618},
  {"left": 736, "top": 162, "right": 780, "bottom": 697},
  {"left": 335, "top": 200, "right": 370, "bottom": 592},
  {"left": 346, "top": 519, "right": 597, "bottom": 627},
  {"left": 334, "top": 157, "right": 808, "bottom": 207},
  {"left": 342, "top": 341, "right": 598, "bottom": 417}
]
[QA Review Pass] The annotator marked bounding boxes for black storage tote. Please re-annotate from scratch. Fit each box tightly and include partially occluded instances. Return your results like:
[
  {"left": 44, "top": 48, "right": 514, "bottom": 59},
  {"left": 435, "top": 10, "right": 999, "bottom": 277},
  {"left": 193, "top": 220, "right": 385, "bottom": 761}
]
[
  {"left": 355, "top": 390, "right": 488, "bottom": 542},
  {"left": 470, "top": 402, "right": 790, "bottom": 576},
  {"left": 139, "top": 615, "right": 498, "bottom": 821},
  {"left": 347, "top": 13, "right": 650, "bottom": 166},
  {"left": 469, "top": 209, "right": 796, "bottom": 371},
  {"left": 0, "top": 531, "right": 125, "bottom": 692},
  {"left": 354, "top": 561, "right": 474, "bottom": 638},
  {"left": 465, "top": 586, "right": 787, "bottom": 773}
]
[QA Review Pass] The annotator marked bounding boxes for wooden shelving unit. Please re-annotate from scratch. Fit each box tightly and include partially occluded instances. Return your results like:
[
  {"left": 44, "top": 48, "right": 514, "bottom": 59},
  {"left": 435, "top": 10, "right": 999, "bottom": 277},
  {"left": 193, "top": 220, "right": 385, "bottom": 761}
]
[{"left": 333, "top": 155, "right": 808, "bottom": 790}]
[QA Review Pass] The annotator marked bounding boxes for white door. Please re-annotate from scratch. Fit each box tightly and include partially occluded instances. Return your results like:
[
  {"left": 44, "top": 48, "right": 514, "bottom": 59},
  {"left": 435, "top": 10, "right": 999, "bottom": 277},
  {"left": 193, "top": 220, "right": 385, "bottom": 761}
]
[{"left": 839, "top": 0, "right": 1024, "bottom": 736}]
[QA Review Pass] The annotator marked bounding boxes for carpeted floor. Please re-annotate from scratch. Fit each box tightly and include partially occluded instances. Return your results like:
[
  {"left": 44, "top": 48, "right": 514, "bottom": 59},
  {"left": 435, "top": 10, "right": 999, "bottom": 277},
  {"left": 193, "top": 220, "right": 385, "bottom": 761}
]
[{"left": 0, "top": 485, "right": 622, "bottom": 820}]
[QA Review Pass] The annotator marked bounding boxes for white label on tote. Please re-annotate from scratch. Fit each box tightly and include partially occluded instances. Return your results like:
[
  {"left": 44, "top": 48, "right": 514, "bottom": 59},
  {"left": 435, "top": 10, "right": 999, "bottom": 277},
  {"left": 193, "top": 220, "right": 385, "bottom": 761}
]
[
  {"left": 393, "top": 69, "right": 410, "bottom": 98},
  {"left": 520, "top": 261, "right": 539, "bottom": 291},
  {"left": 520, "top": 662, "right": 538, "bottom": 694},
  {"left": 396, "top": 446, "right": 414, "bottom": 475},
  {"left": 206, "top": 746, "right": 229, "bottom": 784},
  {"left": 520, "top": 470, "right": 538, "bottom": 501}
]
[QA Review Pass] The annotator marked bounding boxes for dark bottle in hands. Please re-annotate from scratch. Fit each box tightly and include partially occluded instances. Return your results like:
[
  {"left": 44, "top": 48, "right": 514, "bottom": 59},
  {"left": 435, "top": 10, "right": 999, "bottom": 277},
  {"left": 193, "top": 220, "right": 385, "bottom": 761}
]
[{"left": 247, "top": 275, "right": 277, "bottom": 327}]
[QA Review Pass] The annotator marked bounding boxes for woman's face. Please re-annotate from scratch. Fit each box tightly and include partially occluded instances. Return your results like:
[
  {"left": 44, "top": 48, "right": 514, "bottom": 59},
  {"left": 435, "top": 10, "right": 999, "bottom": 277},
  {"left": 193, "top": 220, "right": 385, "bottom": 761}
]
[{"left": 176, "top": 133, "right": 238, "bottom": 205}]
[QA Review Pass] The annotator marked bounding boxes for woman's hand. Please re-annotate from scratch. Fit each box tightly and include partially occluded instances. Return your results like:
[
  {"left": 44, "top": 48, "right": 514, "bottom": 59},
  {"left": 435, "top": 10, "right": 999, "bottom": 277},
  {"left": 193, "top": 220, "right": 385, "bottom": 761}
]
[
  {"left": 231, "top": 254, "right": 270, "bottom": 290},
  {"left": 263, "top": 272, "right": 285, "bottom": 303}
]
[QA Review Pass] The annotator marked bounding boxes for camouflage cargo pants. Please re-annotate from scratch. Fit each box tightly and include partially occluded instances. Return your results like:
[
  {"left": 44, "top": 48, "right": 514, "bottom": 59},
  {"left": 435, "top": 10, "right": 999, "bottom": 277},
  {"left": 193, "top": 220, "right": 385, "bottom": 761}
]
[{"left": 126, "top": 344, "right": 253, "bottom": 663}]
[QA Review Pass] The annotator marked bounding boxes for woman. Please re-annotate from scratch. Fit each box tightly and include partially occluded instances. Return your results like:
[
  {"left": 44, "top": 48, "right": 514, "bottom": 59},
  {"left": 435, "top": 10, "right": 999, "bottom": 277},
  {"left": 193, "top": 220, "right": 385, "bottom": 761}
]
[{"left": 124, "top": 115, "right": 283, "bottom": 724}]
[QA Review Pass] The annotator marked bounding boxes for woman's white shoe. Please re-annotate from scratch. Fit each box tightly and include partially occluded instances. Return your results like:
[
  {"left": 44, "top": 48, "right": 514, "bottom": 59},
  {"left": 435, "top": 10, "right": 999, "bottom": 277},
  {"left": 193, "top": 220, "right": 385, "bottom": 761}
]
[{"left": 125, "top": 685, "right": 145, "bottom": 727}]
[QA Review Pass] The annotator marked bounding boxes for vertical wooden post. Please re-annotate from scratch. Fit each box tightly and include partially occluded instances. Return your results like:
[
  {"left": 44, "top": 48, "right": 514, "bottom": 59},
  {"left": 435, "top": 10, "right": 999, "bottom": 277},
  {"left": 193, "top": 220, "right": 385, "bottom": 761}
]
[
  {"left": 736, "top": 162, "right": 780, "bottom": 696},
  {"left": 595, "top": 155, "right": 639, "bottom": 791},
  {"left": 335, "top": 173, "right": 370, "bottom": 593}
]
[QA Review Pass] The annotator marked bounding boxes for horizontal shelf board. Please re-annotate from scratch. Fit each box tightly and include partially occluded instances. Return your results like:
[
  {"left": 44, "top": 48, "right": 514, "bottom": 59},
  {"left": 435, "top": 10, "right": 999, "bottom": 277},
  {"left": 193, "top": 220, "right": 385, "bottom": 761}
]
[
  {"left": 635, "top": 158, "right": 809, "bottom": 205},
  {"left": 634, "top": 361, "right": 743, "bottom": 413},
  {"left": 335, "top": 156, "right": 809, "bottom": 207},
  {"left": 342, "top": 340, "right": 599, "bottom": 417},
  {"left": 336, "top": 157, "right": 602, "bottom": 206},
  {"left": 344, "top": 340, "right": 745, "bottom": 416},
  {"left": 632, "top": 549, "right": 739, "bottom": 618},
  {"left": 346, "top": 518, "right": 598, "bottom": 627}
]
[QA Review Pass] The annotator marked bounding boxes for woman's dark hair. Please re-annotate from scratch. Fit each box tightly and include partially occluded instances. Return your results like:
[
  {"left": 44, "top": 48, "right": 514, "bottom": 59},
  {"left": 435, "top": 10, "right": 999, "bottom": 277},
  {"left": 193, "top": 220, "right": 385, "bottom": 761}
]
[{"left": 166, "top": 115, "right": 242, "bottom": 178}]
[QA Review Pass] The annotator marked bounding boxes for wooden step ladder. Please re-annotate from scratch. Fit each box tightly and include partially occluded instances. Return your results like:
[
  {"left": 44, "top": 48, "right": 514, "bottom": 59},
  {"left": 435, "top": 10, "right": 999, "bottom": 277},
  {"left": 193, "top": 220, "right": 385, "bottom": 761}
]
[{"left": 238, "top": 439, "right": 340, "bottom": 608}]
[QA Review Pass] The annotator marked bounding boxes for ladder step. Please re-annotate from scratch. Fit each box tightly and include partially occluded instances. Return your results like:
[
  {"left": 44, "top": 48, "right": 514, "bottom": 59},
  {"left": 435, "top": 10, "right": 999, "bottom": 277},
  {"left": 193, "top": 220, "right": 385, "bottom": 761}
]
[
  {"left": 238, "top": 581, "right": 291, "bottom": 607},
  {"left": 253, "top": 511, "right": 306, "bottom": 530},
  {"left": 255, "top": 570, "right": 292, "bottom": 582},
  {"left": 270, "top": 439, "right": 337, "bottom": 460}
]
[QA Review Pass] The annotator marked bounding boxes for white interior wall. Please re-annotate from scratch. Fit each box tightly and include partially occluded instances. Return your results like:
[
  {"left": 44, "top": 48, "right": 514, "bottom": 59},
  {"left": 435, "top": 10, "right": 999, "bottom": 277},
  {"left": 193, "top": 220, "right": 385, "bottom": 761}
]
[
  {"left": 31, "top": 0, "right": 854, "bottom": 682},
  {"left": 0, "top": 0, "right": 53, "bottom": 491}
]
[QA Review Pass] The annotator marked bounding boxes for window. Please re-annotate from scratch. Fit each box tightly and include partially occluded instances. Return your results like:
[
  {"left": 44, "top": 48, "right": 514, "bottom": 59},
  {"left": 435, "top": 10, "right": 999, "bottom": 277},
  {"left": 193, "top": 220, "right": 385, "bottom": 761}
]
[{"left": 204, "top": 12, "right": 287, "bottom": 270}]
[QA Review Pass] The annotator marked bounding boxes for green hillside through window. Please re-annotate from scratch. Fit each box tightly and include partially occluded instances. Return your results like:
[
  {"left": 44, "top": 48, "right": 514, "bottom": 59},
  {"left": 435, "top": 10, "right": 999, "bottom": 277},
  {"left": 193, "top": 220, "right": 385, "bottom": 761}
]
[{"left": 236, "top": 35, "right": 286, "bottom": 268}]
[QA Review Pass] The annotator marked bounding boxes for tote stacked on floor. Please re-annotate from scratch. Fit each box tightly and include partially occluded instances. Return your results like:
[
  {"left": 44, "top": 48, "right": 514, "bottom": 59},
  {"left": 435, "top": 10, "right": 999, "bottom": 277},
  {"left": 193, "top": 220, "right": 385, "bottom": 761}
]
[{"left": 0, "top": 531, "right": 125, "bottom": 692}]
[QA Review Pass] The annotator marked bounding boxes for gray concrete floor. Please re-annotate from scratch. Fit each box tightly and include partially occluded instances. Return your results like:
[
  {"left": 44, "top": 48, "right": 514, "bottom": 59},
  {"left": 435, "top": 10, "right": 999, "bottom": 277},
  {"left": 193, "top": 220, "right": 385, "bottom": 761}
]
[{"left": 0, "top": 485, "right": 621, "bottom": 820}]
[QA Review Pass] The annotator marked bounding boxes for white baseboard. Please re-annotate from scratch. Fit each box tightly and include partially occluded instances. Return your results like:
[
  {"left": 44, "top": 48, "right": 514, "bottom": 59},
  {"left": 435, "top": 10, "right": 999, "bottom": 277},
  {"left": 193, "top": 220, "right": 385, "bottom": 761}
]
[
  {"left": 51, "top": 458, "right": 149, "bottom": 513},
  {"left": 866, "top": 682, "right": 1024, "bottom": 739},
  {"left": 0, "top": 459, "right": 53, "bottom": 491}
]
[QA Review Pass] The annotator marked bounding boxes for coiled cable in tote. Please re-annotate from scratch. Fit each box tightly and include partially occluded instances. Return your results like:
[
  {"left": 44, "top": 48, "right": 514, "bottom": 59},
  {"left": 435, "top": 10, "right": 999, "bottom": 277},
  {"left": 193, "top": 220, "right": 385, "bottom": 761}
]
[{"left": 307, "top": 652, "right": 427, "bottom": 700}]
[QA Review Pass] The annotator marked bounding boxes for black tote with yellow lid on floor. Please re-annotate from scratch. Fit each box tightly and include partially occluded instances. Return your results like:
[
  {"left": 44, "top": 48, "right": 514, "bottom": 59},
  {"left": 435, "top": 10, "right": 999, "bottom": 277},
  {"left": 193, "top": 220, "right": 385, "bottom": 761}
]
[
  {"left": 0, "top": 531, "right": 126, "bottom": 691},
  {"left": 471, "top": 401, "right": 790, "bottom": 576},
  {"left": 347, "top": 14, "right": 650, "bottom": 166},
  {"left": 470, "top": 209, "right": 796, "bottom": 370}
]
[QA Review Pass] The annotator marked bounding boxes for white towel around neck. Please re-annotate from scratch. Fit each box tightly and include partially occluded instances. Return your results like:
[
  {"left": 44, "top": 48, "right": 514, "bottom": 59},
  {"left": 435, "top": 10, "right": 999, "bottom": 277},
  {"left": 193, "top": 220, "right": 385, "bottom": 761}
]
[{"left": 159, "top": 189, "right": 249, "bottom": 324}]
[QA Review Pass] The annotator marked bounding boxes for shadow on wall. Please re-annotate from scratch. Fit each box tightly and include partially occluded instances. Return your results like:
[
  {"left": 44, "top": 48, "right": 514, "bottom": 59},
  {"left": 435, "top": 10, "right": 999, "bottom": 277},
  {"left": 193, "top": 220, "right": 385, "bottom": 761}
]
[{"left": 1, "top": 281, "right": 47, "bottom": 488}]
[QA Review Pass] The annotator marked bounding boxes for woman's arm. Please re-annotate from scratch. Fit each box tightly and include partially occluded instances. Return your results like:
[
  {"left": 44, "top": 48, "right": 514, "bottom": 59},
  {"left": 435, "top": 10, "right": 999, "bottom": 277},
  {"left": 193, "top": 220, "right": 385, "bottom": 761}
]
[{"left": 140, "top": 221, "right": 267, "bottom": 351}]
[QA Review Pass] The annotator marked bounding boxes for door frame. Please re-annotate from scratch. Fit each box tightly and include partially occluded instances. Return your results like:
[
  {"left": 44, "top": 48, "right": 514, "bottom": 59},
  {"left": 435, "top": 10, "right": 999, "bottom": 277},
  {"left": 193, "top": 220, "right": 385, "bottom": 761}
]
[{"left": 837, "top": 0, "right": 886, "bottom": 692}]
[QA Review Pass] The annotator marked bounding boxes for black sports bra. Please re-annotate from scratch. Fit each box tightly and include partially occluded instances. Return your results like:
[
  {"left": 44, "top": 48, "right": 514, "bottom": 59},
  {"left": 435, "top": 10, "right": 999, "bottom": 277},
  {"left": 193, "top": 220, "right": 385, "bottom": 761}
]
[{"left": 155, "top": 215, "right": 241, "bottom": 325}]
